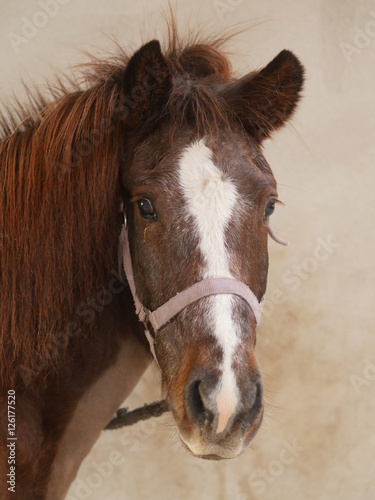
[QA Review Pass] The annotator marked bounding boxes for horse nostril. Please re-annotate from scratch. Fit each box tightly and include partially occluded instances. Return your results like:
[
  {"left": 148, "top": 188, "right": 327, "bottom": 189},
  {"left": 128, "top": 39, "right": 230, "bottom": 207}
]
[
  {"left": 185, "top": 379, "right": 206, "bottom": 425},
  {"left": 253, "top": 380, "right": 263, "bottom": 411},
  {"left": 241, "top": 379, "right": 264, "bottom": 431}
]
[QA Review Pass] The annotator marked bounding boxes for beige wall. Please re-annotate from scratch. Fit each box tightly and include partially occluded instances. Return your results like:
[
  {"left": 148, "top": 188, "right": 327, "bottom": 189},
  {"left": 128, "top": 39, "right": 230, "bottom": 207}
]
[{"left": 1, "top": 0, "right": 374, "bottom": 498}]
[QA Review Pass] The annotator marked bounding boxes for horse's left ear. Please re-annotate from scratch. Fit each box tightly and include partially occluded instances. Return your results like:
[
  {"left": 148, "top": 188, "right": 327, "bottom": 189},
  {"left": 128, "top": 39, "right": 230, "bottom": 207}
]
[
  {"left": 224, "top": 50, "right": 304, "bottom": 141},
  {"left": 122, "top": 40, "right": 172, "bottom": 128}
]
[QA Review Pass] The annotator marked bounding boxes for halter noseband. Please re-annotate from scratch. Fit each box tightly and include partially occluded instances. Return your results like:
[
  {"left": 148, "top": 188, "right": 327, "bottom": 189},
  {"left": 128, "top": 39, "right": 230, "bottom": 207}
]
[{"left": 118, "top": 214, "right": 286, "bottom": 366}]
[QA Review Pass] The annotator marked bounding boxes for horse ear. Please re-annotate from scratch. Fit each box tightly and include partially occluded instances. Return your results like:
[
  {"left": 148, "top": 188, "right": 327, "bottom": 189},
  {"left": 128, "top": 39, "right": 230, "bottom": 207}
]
[
  {"left": 122, "top": 40, "right": 172, "bottom": 128},
  {"left": 225, "top": 50, "right": 304, "bottom": 141}
]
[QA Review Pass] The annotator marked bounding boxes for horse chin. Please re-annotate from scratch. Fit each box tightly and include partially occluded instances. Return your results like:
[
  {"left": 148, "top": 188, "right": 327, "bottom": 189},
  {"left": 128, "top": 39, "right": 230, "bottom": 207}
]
[{"left": 177, "top": 430, "right": 246, "bottom": 461}]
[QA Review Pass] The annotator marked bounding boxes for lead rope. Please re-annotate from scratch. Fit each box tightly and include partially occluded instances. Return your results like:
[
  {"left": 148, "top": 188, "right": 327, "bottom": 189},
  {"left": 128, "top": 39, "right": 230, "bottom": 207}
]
[
  {"left": 105, "top": 400, "right": 169, "bottom": 429},
  {"left": 105, "top": 217, "right": 287, "bottom": 430}
]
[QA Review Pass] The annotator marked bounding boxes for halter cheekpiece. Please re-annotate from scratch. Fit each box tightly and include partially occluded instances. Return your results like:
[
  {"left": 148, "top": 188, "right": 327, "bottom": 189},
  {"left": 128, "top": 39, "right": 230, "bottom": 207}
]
[{"left": 118, "top": 213, "right": 286, "bottom": 366}]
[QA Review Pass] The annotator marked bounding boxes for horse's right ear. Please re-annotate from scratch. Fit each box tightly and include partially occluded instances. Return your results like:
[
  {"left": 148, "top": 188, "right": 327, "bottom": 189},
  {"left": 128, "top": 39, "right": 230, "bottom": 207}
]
[{"left": 122, "top": 40, "right": 172, "bottom": 128}]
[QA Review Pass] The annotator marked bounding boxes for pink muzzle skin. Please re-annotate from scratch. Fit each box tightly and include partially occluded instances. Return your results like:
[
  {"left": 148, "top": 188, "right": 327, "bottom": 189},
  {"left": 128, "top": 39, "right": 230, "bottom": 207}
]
[{"left": 119, "top": 214, "right": 286, "bottom": 366}]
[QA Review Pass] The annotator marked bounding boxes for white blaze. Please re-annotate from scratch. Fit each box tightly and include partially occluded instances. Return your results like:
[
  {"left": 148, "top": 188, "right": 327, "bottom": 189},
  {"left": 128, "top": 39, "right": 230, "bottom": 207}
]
[{"left": 178, "top": 138, "right": 239, "bottom": 434}]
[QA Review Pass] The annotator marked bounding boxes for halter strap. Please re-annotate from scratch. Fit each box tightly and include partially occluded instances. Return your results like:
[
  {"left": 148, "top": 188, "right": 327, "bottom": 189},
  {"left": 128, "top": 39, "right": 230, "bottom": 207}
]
[{"left": 119, "top": 215, "right": 286, "bottom": 365}]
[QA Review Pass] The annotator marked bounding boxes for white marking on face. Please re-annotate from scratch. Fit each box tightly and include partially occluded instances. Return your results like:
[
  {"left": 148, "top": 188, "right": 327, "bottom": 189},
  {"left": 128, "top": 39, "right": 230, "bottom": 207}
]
[
  {"left": 178, "top": 138, "right": 239, "bottom": 435},
  {"left": 216, "top": 386, "right": 238, "bottom": 434}
]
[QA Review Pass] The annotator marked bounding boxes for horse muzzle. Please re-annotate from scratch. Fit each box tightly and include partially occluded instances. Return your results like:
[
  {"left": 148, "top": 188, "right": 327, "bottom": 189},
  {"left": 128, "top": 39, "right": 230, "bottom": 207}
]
[{"left": 168, "top": 368, "right": 264, "bottom": 460}]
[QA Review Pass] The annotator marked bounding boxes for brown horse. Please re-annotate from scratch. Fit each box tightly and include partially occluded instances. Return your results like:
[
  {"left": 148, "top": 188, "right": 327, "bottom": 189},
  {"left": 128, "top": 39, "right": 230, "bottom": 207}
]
[{"left": 0, "top": 27, "right": 303, "bottom": 499}]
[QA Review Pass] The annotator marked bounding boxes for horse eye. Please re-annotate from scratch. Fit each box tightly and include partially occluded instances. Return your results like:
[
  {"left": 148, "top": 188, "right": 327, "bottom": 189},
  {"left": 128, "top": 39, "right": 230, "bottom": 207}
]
[
  {"left": 264, "top": 200, "right": 276, "bottom": 219},
  {"left": 137, "top": 198, "right": 157, "bottom": 220}
]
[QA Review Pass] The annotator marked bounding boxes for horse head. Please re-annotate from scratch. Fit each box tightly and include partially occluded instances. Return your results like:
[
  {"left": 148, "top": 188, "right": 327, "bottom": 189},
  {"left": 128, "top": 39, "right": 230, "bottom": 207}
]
[{"left": 120, "top": 40, "right": 303, "bottom": 459}]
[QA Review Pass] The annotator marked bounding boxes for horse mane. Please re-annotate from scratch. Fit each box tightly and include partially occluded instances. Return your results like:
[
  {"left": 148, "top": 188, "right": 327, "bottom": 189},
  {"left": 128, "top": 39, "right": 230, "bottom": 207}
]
[{"left": 0, "top": 23, "right": 238, "bottom": 389}]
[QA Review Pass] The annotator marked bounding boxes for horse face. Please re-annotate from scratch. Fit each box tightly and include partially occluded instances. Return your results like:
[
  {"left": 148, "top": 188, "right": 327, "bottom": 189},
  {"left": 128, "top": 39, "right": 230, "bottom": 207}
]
[
  {"left": 121, "top": 39, "right": 303, "bottom": 459},
  {"left": 124, "top": 127, "right": 277, "bottom": 459}
]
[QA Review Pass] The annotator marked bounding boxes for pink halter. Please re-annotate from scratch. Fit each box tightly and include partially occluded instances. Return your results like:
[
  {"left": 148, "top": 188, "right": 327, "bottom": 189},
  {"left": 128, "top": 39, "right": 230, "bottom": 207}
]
[{"left": 118, "top": 214, "right": 286, "bottom": 364}]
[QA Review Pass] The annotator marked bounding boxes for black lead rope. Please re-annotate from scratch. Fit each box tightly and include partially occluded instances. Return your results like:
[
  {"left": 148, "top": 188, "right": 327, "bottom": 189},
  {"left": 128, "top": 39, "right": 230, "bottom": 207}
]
[{"left": 105, "top": 400, "right": 170, "bottom": 430}]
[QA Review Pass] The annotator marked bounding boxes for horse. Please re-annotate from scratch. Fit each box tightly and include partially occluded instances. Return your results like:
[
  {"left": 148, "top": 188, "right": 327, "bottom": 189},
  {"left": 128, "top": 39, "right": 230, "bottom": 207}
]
[{"left": 0, "top": 26, "right": 304, "bottom": 499}]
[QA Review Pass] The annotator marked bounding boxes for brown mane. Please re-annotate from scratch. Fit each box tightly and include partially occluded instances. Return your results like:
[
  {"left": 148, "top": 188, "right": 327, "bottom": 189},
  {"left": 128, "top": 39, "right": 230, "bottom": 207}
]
[{"left": 0, "top": 30, "right": 240, "bottom": 389}]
